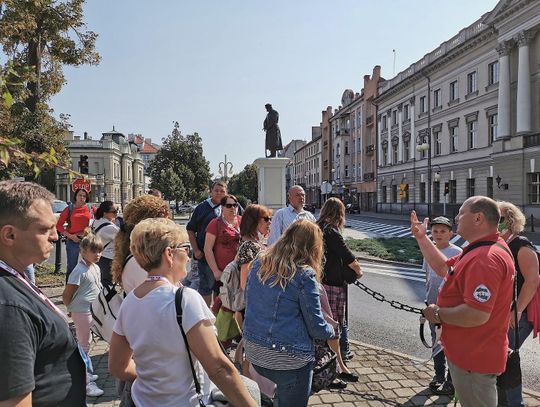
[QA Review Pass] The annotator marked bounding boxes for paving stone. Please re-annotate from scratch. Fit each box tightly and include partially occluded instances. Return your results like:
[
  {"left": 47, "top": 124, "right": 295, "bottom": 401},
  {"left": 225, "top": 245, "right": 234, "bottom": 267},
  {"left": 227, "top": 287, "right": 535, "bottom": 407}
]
[{"left": 320, "top": 393, "right": 344, "bottom": 403}]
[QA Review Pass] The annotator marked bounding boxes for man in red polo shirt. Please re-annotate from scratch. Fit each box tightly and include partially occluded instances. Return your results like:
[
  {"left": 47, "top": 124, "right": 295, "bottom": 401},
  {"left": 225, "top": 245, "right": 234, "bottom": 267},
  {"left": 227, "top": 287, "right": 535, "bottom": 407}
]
[{"left": 411, "top": 196, "right": 514, "bottom": 407}]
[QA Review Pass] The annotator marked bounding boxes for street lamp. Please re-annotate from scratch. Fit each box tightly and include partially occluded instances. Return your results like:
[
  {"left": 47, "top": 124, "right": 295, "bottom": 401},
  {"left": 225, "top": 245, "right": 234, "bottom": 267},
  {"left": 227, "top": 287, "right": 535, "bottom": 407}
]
[
  {"left": 417, "top": 74, "right": 432, "bottom": 220},
  {"left": 218, "top": 154, "right": 234, "bottom": 182}
]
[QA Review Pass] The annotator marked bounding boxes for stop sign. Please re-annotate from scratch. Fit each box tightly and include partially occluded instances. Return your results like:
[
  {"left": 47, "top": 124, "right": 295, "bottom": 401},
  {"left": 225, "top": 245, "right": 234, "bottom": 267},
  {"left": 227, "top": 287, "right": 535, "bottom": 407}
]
[{"left": 72, "top": 178, "right": 91, "bottom": 193}]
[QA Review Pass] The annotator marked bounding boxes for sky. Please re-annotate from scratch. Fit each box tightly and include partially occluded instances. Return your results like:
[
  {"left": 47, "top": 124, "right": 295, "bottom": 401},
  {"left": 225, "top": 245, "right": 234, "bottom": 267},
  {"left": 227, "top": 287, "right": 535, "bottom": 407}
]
[{"left": 51, "top": 0, "right": 500, "bottom": 177}]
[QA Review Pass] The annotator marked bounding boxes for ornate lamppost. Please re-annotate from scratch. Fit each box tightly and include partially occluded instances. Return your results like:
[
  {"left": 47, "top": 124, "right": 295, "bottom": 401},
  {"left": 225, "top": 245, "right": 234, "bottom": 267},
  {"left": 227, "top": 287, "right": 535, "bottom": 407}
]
[{"left": 218, "top": 155, "right": 234, "bottom": 182}]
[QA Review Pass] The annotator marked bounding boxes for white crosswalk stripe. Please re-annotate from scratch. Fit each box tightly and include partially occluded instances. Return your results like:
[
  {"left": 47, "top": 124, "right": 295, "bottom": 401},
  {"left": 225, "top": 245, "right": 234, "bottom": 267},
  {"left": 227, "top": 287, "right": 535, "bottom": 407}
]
[
  {"left": 346, "top": 218, "right": 469, "bottom": 247},
  {"left": 361, "top": 262, "right": 425, "bottom": 283}
]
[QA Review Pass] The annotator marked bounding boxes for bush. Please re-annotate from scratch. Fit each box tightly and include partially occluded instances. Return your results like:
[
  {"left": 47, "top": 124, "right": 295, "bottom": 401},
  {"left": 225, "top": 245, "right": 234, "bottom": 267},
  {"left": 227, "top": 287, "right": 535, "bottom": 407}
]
[{"left": 346, "top": 237, "right": 423, "bottom": 264}]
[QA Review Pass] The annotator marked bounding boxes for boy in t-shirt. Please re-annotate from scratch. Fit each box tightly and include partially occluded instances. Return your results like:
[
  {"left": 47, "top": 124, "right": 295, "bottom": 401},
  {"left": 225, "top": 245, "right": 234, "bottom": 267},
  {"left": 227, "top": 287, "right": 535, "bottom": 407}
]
[{"left": 423, "top": 216, "right": 462, "bottom": 396}]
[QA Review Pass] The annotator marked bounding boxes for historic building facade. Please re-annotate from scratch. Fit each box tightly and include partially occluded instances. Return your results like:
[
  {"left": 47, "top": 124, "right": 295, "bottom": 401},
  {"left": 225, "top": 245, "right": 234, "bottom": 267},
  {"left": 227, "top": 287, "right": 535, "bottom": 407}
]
[
  {"left": 55, "top": 129, "right": 145, "bottom": 206},
  {"left": 293, "top": 131, "right": 322, "bottom": 206},
  {"left": 374, "top": 0, "right": 540, "bottom": 219}
]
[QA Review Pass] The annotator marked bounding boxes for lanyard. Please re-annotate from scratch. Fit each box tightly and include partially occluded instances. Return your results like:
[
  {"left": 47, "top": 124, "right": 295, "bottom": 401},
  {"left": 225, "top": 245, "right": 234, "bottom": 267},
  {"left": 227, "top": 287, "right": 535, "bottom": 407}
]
[
  {"left": 221, "top": 216, "right": 240, "bottom": 235},
  {"left": 145, "top": 275, "right": 180, "bottom": 286},
  {"left": 0, "top": 260, "right": 69, "bottom": 324}
]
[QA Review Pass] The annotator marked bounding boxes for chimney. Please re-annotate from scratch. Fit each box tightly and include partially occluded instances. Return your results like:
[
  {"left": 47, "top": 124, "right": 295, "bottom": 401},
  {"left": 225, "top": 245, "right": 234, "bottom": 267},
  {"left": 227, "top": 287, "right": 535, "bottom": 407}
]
[{"left": 84, "top": 131, "right": 88, "bottom": 140}]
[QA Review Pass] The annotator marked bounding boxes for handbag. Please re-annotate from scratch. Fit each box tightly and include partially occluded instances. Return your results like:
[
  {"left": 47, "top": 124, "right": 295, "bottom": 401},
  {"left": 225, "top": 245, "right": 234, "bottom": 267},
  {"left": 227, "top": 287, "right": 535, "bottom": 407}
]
[
  {"left": 174, "top": 287, "right": 261, "bottom": 406},
  {"left": 497, "top": 269, "right": 522, "bottom": 389},
  {"left": 311, "top": 340, "right": 338, "bottom": 393}
]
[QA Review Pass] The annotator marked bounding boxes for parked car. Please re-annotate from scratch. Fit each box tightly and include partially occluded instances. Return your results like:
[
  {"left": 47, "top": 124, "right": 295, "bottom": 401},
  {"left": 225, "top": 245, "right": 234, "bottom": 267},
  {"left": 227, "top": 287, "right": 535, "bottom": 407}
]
[
  {"left": 346, "top": 203, "right": 360, "bottom": 214},
  {"left": 52, "top": 200, "right": 68, "bottom": 221}
]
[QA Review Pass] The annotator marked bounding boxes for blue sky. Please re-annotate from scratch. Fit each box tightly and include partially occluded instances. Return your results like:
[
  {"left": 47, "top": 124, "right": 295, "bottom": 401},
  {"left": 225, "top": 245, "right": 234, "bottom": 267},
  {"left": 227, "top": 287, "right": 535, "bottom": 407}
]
[{"left": 51, "top": 0, "right": 499, "bottom": 177}]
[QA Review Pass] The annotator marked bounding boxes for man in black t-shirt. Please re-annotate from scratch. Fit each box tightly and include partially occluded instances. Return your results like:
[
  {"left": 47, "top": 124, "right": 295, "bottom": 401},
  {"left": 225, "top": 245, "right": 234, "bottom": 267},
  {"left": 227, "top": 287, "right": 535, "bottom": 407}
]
[{"left": 0, "top": 181, "right": 86, "bottom": 406}]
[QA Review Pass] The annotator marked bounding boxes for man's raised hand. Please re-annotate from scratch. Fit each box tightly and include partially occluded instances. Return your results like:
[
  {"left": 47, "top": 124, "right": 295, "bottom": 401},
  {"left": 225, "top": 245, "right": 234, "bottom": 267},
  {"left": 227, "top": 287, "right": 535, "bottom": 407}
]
[{"left": 410, "top": 210, "right": 428, "bottom": 239}]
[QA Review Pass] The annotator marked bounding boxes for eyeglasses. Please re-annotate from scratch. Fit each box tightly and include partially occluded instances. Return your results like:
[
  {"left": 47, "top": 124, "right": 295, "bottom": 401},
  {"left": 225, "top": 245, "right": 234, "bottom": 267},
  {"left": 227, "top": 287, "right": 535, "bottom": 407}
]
[
  {"left": 224, "top": 203, "right": 238, "bottom": 209},
  {"left": 171, "top": 243, "right": 192, "bottom": 257},
  {"left": 108, "top": 209, "right": 118, "bottom": 214},
  {"left": 262, "top": 216, "right": 272, "bottom": 222}
]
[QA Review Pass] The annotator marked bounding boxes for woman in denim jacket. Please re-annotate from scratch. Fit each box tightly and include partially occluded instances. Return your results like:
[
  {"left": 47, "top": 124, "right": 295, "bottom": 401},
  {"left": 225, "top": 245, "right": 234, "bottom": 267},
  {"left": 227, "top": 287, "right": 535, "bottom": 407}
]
[{"left": 243, "top": 219, "right": 334, "bottom": 407}]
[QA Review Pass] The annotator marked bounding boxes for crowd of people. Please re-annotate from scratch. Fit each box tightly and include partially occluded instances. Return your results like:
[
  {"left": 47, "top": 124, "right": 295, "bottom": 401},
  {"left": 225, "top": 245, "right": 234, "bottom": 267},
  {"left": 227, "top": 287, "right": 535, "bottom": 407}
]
[{"left": 0, "top": 179, "right": 538, "bottom": 407}]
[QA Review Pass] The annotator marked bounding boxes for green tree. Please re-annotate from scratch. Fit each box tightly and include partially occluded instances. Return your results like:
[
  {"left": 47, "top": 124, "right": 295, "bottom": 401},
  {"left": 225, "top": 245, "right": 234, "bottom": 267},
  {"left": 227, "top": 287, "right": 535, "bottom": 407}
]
[
  {"left": 149, "top": 122, "right": 211, "bottom": 203},
  {"left": 0, "top": 0, "right": 99, "bottom": 182},
  {"left": 228, "top": 164, "right": 258, "bottom": 202}
]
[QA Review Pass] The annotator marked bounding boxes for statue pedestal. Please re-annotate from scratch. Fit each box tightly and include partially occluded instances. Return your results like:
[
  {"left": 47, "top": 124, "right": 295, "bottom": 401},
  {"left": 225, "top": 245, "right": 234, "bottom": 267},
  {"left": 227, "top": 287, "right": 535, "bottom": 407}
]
[{"left": 253, "top": 157, "right": 289, "bottom": 210}]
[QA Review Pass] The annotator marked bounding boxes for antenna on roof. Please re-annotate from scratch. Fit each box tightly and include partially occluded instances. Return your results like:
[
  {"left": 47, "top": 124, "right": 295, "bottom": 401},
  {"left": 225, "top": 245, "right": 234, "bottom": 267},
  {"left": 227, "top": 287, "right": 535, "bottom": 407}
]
[{"left": 393, "top": 49, "right": 396, "bottom": 76}]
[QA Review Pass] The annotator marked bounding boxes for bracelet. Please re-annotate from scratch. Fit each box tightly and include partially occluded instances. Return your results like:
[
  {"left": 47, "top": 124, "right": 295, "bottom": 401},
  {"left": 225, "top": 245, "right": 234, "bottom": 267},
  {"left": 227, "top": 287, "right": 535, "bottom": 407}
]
[{"left": 434, "top": 308, "right": 442, "bottom": 323}]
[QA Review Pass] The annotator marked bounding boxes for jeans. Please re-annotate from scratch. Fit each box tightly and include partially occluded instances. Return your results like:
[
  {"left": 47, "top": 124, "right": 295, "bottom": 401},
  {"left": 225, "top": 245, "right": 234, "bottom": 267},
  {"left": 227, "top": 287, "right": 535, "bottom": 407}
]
[
  {"left": 340, "top": 286, "right": 350, "bottom": 355},
  {"left": 65, "top": 239, "right": 80, "bottom": 282},
  {"left": 430, "top": 322, "right": 450, "bottom": 381},
  {"left": 97, "top": 256, "right": 113, "bottom": 287},
  {"left": 197, "top": 259, "right": 216, "bottom": 296},
  {"left": 253, "top": 362, "right": 313, "bottom": 407},
  {"left": 501, "top": 313, "right": 534, "bottom": 407}
]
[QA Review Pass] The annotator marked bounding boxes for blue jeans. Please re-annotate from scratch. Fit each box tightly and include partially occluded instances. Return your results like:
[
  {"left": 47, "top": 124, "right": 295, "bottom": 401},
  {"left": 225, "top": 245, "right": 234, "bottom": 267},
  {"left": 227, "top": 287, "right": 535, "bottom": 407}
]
[
  {"left": 253, "top": 362, "right": 313, "bottom": 407},
  {"left": 65, "top": 239, "right": 80, "bottom": 282},
  {"left": 503, "top": 312, "right": 534, "bottom": 407},
  {"left": 197, "top": 259, "right": 216, "bottom": 297}
]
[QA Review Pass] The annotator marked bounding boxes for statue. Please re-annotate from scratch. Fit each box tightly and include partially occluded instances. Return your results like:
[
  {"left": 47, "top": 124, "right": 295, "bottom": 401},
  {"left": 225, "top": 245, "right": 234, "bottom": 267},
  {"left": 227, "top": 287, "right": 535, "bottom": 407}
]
[{"left": 263, "top": 103, "right": 283, "bottom": 158}]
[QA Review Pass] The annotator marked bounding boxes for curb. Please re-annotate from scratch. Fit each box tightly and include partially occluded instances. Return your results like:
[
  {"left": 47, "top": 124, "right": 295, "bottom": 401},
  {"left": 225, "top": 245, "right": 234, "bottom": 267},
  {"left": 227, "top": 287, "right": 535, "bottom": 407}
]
[
  {"left": 353, "top": 253, "right": 422, "bottom": 269},
  {"left": 349, "top": 339, "right": 540, "bottom": 398}
]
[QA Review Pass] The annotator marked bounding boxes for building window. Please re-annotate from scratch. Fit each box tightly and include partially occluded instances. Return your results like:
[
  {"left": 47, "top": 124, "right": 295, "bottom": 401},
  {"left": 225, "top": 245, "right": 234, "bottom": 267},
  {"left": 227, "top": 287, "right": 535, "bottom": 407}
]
[
  {"left": 466, "top": 178, "right": 475, "bottom": 197},
  {"left": 468, "top": 121, "right": 477, "bottom": 149},
  {"left": 345, "top": 141, "right": 349, "bottom": 155},
  {"left": 529, "top": 173, "right": 540, "bottom": 204},
  {"left": 434, "top": 130, "right": 442, "bottom": 156},
  {"left": 420, "top": 182, "right": 426, "bottom": 203},
  {"left": 488, "top": 61, "right": 499, "bottom": 85},
  {"left": 382, "top": 117, "right": 388, "bottom": 130},
  {"left": 404, "top": 141, "right": 410, "bottom": 162},
  {"left": 403, "top": 105, "right": 410, "bottom": 121},
  {"left": 487, "top": 177, "right": 494, "bottom": 198},
  {"left": 383, "top": 146, "right": 388, "bottom": 166},
  {"left": 393, "top": 145, "right": 398, "bottom": 164},
  {"left": 392, "top": 110, "right": 397, "bottom": 125},
  {"left": 392, "top": 184, "right": 398, "bottom": 203},
  {"left": 450, "top": 126, "right": 459, "bottom": 153},
  {"left": 449, "top": 180, "right": 457, "bottom": 204},
  {"left": 434, "top": 88, "right": 441, "bottom": 107},
  {"left": 449, "top": 80, "right": 458, "bottom": 101},
  {"left": 345, "top": 165, "right": 349, "bottom": 178},
  {"left": 433, "top": 181, "right": 440, "bottom": 203},
  {"left": 467, "top": 71, "right": 477, "bottom": 94},
  {"left": 382, "top": 186, "right": 387, "bottom": 203},
  {"left": 420, "top": 96, "right": 426, "bottom": 113},
  {"left": 489, "top": 114, "right": 497, "bottom": 145}
]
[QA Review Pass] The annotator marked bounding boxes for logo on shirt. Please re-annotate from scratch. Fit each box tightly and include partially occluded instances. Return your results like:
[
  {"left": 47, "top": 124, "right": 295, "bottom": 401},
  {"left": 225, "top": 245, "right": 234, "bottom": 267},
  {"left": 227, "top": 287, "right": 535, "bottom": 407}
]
[{"left": 473, "top": 284, "right": 491, "bottom": 303}]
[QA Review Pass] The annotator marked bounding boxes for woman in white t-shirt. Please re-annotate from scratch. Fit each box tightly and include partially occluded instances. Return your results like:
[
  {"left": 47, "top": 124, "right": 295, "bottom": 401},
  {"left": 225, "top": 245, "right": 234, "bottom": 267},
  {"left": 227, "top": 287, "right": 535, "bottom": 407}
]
[{"left": 108, "top": 218, "right": 257, "bottom": 407}]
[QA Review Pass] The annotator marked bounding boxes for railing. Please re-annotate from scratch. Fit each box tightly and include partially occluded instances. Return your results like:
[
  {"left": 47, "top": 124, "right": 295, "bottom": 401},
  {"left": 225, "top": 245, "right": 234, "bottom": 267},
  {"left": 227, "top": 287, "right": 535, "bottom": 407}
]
[
  {"left": 363, "top": 172, "right": 375, "bottom": 181},
  {"left": 524, "top": 133, "right": 540, "bottom": 148}
]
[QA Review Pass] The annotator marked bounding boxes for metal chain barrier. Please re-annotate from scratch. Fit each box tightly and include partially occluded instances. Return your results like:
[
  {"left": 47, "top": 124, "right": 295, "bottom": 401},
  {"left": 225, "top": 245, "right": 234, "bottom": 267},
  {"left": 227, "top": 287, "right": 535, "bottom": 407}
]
[{"left": 353, "top": 280, "right": 424, "bottom": 315}]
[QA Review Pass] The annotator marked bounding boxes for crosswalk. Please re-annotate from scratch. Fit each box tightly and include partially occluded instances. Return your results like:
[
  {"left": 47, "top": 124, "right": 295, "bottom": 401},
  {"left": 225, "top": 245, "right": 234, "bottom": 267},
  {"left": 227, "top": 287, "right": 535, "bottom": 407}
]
[
  {"left": 346, "top": 218, "right": 468, "bottom": 247},
  {"left": 361, "top": 261, "right": 425, "bottom": 283}
]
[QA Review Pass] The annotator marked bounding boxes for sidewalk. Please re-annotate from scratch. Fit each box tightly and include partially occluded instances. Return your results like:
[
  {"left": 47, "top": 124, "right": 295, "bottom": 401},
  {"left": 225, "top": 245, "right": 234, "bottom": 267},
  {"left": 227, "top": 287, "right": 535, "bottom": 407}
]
[{"left": 43, "top": 287, "right": 540, "bottom": 407}]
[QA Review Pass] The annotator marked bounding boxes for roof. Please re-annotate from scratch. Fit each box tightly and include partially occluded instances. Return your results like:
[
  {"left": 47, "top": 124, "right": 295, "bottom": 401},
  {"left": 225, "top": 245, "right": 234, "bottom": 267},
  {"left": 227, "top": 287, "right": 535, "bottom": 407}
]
[{"left": 141, "top": 138, "right": 160, "bottom": 154}]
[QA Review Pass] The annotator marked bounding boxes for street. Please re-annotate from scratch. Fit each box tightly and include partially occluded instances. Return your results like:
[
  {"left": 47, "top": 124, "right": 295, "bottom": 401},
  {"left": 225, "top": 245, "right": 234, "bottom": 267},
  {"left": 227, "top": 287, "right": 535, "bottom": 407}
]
[{"left": 349, "top": 260, "right": 540, "bottom": 392}]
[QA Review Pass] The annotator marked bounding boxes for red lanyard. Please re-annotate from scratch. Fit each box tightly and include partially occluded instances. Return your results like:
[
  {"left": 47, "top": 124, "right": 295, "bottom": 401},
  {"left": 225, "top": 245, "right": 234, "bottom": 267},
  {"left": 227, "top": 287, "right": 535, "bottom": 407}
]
[{"left": 0, "top": 261, "right": 69, "bottom": 324}]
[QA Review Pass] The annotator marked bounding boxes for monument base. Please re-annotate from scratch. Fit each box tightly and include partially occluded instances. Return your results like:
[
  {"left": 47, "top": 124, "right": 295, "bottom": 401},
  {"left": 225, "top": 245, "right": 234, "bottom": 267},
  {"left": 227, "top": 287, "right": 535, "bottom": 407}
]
[{"left": 253, "top": 157, "right": 289, "bottom": 211}]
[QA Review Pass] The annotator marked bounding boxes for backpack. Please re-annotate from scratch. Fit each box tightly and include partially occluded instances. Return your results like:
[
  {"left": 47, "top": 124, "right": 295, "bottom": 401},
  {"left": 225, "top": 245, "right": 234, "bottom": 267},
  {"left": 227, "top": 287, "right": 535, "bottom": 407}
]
[
  {"left": 91, "top": 221, "right": 114, "bottom": 251},
  {"left": 219, "top": 259, "right": 245, "bottom": 312},
  {"left": 90, "top": 254, "right": 131, "bottom": 342}
]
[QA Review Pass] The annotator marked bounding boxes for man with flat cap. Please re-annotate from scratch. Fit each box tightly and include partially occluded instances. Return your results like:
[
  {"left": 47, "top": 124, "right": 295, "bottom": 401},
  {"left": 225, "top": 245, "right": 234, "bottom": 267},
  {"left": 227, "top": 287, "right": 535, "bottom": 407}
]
[{"left": 263, "top": 103, "right": 283, "bottom": 158}]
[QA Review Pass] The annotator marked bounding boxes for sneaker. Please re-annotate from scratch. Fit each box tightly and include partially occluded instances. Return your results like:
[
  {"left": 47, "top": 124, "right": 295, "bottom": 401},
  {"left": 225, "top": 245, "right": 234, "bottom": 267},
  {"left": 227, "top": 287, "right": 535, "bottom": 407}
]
[
  {"left": 86, "top": 381, "right": 104, "bottom": 397},
  {"left": 87, "top": 373, "right": 98, "bottom": 382},
  {"left": 432, "top": 380, "right": 455, "bottom": 396},
  {"left": 429, "top": 375, "right": 445, "bottom": 392}
]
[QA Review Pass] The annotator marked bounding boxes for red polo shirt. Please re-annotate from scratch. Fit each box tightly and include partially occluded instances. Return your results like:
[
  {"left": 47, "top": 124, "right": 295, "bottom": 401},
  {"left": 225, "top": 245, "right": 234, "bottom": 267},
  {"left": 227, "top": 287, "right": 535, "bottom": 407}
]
[{"left": 437, "top": 234, "right": 514, "bottom": 374}]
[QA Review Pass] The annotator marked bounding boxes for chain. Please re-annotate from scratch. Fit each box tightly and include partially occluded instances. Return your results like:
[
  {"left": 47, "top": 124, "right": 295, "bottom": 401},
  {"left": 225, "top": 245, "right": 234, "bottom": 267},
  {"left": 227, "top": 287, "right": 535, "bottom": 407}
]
[{"left": 353, "top": 280, "right": 424, "bottom": 315}]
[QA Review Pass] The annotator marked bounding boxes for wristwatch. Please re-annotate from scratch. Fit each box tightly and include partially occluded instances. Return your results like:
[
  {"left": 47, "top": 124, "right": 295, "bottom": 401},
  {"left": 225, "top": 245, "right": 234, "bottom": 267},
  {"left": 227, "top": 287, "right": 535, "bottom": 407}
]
[{"left": 434, "top": 308, "right": 442, "bottom": 323}]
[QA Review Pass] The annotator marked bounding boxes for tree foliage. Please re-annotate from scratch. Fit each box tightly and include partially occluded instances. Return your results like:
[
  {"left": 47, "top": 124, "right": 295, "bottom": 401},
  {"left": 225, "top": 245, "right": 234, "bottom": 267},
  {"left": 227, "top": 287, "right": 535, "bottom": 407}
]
[
  {"left": 0, "top": 0, "right": 99, "bottom": 182},
  {"left": 149, "top": 122, "right": 211, "bottom": 203},
  {"left": 228, "top": 164, "right": 258, "bottom": 203}
]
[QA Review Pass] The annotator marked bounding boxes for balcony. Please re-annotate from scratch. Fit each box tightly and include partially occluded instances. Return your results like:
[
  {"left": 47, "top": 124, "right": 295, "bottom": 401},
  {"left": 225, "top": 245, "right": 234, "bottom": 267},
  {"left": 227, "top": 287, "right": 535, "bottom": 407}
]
[
  {"left": 365, "top": 144, "right": 375, "bottom": 155},
  {"left": 363, "top": 172, "right": 375, "bottom": 182}
]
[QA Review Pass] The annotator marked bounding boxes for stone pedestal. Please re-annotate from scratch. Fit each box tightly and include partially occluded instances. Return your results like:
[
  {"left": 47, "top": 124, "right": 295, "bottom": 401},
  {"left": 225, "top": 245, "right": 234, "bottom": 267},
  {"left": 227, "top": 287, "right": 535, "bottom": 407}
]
[{"left": 253, "top": 157, "right": 289, "bottom": 210}]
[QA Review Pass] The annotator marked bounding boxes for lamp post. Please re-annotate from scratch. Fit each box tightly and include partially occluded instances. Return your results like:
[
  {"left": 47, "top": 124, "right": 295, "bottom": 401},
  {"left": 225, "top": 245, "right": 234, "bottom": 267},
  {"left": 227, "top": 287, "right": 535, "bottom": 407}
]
[
  {"left": 416, "top": 74, "right": 432, "bottom": 220},
  {"left": 218, "top": 154, "right": 234, "bottom": 182}
]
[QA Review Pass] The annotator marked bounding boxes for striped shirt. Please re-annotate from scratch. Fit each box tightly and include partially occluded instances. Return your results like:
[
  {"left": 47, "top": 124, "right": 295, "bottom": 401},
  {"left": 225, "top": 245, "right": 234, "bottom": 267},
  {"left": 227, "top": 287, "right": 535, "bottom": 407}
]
[
  {"left": 244, "top": 340, "right": 313, "bottom": 370},
  {"left": 267, "top": 205, "right": 316, "bottom": 246}
]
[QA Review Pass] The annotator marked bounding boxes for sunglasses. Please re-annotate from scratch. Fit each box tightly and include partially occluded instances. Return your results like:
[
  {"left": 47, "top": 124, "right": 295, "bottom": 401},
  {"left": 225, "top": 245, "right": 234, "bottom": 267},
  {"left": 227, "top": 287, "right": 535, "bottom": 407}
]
[
  {"left": 172, "top": 243, "right": 193, "bottom": 257},
  {"left": 262, "top": 216, "right": 272, "bottom": 222},
  {"left": 107, "top": 209, "right": 118, "bottom": 214},
  {"left": 224, "top": 203, "right": 238, "bottom": 208}
]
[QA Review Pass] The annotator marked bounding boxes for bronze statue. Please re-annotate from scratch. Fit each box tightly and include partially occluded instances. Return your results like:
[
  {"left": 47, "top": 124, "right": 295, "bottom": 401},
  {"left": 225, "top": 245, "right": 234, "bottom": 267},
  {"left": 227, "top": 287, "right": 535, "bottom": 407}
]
[{"left": 263, "top": 103, "right": 283, "bottom": 158}]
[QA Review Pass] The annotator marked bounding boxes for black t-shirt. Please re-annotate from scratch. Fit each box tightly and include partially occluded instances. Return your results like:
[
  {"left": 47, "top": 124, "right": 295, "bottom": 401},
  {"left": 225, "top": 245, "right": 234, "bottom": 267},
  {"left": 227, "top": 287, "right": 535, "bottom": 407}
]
[
  {"left": 0, "top": 269, "right": 86, "bottom": 406},
  {"left": 508, "top": 236, "right": 538, "bottom": 297}
]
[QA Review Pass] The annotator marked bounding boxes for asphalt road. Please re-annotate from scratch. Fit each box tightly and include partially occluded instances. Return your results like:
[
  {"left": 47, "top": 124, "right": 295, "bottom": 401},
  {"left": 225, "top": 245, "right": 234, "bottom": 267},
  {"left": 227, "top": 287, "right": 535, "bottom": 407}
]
[{"left": 348, "top": 260, "right": 540, "bottom": 392}]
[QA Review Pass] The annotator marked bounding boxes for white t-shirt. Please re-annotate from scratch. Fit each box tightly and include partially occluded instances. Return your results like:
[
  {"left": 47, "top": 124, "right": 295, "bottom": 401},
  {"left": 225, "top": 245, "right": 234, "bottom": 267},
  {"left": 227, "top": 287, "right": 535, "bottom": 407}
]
[
  {"left": 92, "top": 218, "right": 119, "bottom": 259},
  {"left": 121, "top": 256, "right": 147, "bottom": 294},
  {"left": 114, "top": 284, "right": 217, "bottom": 407}
]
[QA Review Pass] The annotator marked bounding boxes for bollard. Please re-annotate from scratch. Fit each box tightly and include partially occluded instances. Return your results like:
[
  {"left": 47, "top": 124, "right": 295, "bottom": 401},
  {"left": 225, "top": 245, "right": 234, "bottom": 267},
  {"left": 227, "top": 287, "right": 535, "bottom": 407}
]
[
  {"left": 54, "top": 239, "right": 63, "bottom": 274},
  {"left": 532, "top": 214, "right": 535, "bottom": 232}
]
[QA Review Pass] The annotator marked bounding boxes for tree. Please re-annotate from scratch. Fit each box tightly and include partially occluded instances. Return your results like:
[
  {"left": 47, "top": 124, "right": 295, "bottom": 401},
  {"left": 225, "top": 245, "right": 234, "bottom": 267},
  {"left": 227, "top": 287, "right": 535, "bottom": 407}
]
[
  {"left": 0, "top": 0, "right": 99, "bottom": 182},
  {"left": 228, "top": 164, "right": 258, "bottom": 203},
  {"left": 149, "top": 122, "right": 211, "bottom": 203}
]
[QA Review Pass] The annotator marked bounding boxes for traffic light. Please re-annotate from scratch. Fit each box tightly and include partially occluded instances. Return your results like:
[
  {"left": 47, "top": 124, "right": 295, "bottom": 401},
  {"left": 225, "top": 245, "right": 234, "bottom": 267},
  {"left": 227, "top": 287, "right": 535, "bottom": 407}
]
[
  {"left": 444, "top": 182, "right": 450, "bottom": 195},
  {"left": 399, "top": 183, "right": 408, "bottom": 198},
  {"left": 79, "top": 155, "right": 89, "bottom": 175}
]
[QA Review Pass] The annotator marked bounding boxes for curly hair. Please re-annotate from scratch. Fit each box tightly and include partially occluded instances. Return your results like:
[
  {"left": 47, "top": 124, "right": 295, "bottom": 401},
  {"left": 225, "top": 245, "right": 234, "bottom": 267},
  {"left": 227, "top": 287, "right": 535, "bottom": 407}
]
[
  {"left": 112, "top": 195, "right": 171, "bottom": 284},
  {"left": 498, "top": 201, "right": 526, "bottom": 235}
]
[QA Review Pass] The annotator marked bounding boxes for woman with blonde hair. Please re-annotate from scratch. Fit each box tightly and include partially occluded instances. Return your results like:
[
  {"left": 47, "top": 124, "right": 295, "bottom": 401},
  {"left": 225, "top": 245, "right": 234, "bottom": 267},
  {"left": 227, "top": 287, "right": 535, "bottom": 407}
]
[
  {"left": 497, "top": 201, "right": 540, "bottom": 406},
  {"left": 317, "top": 197, "right": 363, "bottom": 382},
  {"left": 111, "top": 194, "right": 171, "bottom": 293},
  {"left": 243, "top": 219, "right": 334, "bottom": 407},
  {"left": 109, "top": 218, "right": 257, "bottom": 407}
]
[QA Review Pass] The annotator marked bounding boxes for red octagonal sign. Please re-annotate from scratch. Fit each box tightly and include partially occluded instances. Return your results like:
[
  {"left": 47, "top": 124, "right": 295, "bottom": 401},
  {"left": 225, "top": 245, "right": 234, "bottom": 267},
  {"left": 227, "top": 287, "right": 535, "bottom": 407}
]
[{"left": 72, "top": 178, "right": 91, "bottom": 193}]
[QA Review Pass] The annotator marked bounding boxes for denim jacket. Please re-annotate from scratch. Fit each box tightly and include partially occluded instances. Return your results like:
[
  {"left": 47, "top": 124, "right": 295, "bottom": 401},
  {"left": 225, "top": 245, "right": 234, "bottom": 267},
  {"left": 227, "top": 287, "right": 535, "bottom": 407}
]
[{"left": 243, "top": 259, "right": 334, "bottom": 358}]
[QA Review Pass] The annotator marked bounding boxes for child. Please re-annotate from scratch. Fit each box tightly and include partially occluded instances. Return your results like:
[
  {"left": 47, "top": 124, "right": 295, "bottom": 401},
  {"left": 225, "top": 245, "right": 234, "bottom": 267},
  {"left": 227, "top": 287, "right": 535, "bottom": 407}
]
[
  {"left": 62, "top": 229, "right": 104, "bottom": 398},
  {"left": 423, "top": 216, "right": 462, "bottom": 396}
]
